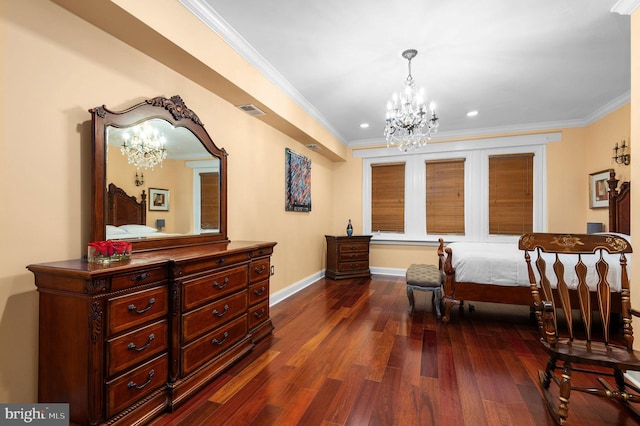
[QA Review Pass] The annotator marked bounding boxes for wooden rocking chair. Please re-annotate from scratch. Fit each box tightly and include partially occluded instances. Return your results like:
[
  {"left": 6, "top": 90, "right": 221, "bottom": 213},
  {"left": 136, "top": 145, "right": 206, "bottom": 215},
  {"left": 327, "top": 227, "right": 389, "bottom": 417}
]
[{"left": 518, "top": 233, "right": 638, "bottom": 424}]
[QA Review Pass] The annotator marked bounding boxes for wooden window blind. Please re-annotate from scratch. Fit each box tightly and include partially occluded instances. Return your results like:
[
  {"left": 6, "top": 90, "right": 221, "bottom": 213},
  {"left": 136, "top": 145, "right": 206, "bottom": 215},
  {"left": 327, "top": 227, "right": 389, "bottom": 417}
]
[
  {"left": 371, "top": 162, "right": 405, "bottom": 233},
  {"left": 489, "top": 153, "right": 533, "bottom": 235},
  {"left": 200, "top": 172, "right": 220, "bottom": 230},
  {"left": 426, "top": 158, "right": 465, "bottom": 234}
]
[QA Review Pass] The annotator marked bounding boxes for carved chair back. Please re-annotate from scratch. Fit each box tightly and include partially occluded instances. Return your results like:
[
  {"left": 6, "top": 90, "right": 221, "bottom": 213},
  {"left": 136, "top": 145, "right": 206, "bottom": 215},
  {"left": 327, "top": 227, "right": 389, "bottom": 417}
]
[{"left": 518, "top": 233, "right": 633, "bottom": 349}]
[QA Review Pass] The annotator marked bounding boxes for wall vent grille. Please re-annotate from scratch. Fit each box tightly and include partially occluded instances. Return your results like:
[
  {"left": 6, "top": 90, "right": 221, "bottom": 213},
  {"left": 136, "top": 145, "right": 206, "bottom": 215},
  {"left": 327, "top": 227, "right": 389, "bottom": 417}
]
[{"left": 237, "top": 104, "right": 266, "bottom": 116}]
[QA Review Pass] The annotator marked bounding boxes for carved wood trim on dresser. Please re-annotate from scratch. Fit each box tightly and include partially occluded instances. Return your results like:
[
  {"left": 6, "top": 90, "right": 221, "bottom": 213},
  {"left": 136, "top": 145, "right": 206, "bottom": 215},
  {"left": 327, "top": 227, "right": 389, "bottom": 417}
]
[{"left": 28, "top": 241, "right": 276, "bottom": 426}]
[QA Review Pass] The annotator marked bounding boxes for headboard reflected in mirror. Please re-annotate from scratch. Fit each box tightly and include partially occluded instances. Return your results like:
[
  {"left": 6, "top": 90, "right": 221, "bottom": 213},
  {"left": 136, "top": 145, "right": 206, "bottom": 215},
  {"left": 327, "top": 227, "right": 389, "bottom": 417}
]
[{"left": 90, "top": 95, "right": 228, "bottom": 251}]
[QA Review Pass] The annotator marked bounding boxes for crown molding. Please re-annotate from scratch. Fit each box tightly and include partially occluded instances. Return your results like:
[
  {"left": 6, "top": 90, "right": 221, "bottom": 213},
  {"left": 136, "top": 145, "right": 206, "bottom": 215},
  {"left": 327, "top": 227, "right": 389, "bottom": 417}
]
[
  {"left": 611, "top": 0, "right": 640, "bottom": 14},
  {"left": 179, "top": 0, "right": 346, "bottom": 143}
]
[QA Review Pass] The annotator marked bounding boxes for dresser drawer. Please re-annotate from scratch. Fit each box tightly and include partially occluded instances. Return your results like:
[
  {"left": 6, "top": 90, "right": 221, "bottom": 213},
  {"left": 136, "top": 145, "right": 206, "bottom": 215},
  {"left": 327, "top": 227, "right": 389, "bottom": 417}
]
[
  {"left": 249, "top": 259, "right": 270, "bottom": 284},
  {"left": 110, "top": 266, "right": 167, "bottom": 292},
  {"left": 248, "top": 281, "right": 269, "bottom": 305},
  {"left": 182, "top": 292, "right": 248, "bottom": 344},
  {"left": 248, "top": 300, "right": 269, "bottom": 331},
  {"left": 108, "top": 287, "right": 168, "bottom": 335},
  {"left": 181, "top": 315, "right": 248, "bottom": 375},
  {"left": 106, "top": 320, "right": 168, "bottom": 378},
  {"left": 106, "top": 353, "right": 168, "bottom": 418},
  {"left": 338, "top": 243, "right": 369, "bottom": 253},
  {"left": 338, "top": 261, "right": 369, "bottom": 272},
  {"left": 176, "top": 252, "right": 250, "bottom": 277},
  {"left": 182, "top": 266, "right": 248, "bottom": 311},
  {"left": 338, "top": 252, "right": 368, "bottom": 262}
]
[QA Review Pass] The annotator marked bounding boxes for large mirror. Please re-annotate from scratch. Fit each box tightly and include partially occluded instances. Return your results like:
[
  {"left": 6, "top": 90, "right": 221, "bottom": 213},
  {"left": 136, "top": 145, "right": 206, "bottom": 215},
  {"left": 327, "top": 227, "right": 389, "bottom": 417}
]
[{"left": 90, "top": 95, "right": 228, "bottom": 251}]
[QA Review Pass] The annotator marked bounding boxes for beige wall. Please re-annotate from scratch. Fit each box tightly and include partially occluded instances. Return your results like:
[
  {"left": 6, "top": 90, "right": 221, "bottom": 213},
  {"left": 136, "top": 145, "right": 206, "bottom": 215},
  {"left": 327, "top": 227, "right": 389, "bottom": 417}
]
[
  {"left": 0, "top": 0, "right": 333, "bottom": 403},
  {"left": 0, "top": 0, "right": 635, "bottom": 404}
]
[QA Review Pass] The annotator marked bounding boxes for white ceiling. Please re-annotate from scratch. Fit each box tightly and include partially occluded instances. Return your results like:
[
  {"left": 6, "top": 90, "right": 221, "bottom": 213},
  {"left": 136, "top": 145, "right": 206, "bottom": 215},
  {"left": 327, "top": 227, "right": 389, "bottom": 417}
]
[{"left": 181, "top": 0, "right": 631, "bottom": 147}]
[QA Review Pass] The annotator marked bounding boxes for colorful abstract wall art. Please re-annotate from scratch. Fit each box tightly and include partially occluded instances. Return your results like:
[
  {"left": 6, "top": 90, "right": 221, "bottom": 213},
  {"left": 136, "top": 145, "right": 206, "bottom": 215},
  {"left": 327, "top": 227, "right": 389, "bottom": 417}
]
[{"left": 285, "top": 148, "right": 311, "bottom": 212}]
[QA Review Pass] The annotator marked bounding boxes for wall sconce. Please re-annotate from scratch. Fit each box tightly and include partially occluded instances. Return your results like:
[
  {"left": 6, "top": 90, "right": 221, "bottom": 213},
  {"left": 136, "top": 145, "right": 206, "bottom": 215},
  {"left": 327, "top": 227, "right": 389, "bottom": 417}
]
[
  {"left": 155, "top": 219, "right": 165, "bottom": 230},
  {"left": 612, "top": 140, "right": 630, "bottom": 165},
  {"left": 135, "top": 172, "right": 145, "bottom": 186}
]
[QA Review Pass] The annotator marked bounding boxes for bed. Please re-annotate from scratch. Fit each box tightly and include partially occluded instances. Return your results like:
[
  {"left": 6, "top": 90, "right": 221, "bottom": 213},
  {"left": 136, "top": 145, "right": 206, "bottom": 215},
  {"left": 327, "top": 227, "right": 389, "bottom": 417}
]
[
  {"left": 105, "top": 183, "right": 171, "bottom": 240},
  {"left": 437, "top": 170, "right": 631, "bottom": 323}
]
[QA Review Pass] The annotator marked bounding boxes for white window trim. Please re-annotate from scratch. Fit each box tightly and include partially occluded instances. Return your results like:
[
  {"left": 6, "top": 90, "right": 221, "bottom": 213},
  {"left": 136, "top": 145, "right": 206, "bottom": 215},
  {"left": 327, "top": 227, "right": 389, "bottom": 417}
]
[
  {"left": 187, "top": 160, "right": 220, "bottom": 234},
  {"left": 357, "top": 133, "right": 561, "bottom": 244}
]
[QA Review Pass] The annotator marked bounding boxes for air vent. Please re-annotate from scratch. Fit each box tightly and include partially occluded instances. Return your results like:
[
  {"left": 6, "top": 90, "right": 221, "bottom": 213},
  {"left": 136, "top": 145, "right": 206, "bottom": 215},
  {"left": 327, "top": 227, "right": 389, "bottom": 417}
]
[{"left": 236, "top": 104, "right": 266, "bottom": 116}]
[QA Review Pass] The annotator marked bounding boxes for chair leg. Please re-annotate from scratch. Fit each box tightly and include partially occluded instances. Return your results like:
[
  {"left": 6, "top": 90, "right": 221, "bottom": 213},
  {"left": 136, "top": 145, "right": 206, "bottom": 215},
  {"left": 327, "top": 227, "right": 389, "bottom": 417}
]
[
  {"left": 407, "top": 286, "right": 415, "bottom": 315},
  {"left": 433, "top": 288, "right": 442, "bottom": 319},
  {"left": 541, "top": 357, "right": 556, "bottom": 389},
  {"left": 557, "top": 362, "right": 572, "bottom": 424}
]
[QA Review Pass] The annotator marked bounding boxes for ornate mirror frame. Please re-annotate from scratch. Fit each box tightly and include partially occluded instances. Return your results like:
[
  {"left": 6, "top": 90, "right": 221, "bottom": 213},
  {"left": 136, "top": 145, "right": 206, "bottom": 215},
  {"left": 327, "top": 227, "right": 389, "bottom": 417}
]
[{"left": 90, "top": 95, "right": 228, "bottom": 251}]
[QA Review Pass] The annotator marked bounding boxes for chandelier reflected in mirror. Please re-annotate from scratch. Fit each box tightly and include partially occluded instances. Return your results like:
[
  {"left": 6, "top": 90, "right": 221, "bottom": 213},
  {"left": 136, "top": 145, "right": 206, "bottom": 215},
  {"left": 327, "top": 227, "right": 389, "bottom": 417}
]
[
  {"left": 120, "top": 121, "right": 167, "bottom": 169},
  {"left": 385, "top": 49, "right": 439, "bottom": 151}
]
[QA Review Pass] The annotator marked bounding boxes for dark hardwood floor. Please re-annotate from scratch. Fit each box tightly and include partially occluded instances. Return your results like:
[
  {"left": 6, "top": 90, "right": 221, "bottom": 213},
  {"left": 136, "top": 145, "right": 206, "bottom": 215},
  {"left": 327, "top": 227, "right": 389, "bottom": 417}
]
[{"left": 150, "top": 275, "right": 640, "bottom": 426}]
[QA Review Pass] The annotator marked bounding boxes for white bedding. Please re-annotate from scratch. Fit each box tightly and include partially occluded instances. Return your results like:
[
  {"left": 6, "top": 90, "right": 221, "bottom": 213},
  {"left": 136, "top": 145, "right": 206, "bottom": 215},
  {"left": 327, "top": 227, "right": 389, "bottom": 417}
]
[
  {"left": 106, "top": 224, "right": 176, "bottom": 240},
  {"left": 447, "top": 240, "right": 630, "bottom": 292}
]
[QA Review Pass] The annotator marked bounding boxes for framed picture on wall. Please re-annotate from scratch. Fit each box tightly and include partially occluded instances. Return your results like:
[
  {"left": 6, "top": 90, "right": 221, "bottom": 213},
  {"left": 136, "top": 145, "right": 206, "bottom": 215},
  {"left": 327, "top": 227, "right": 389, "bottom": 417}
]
[
  {"left": 589, "top": 169, "right": 612, "bottom": 209},
  {"left": 149, "top": 188, "right": 170, "bottom": 211},
  {"left": 285, "top": 148, "right": 311, "bottom": 212}
]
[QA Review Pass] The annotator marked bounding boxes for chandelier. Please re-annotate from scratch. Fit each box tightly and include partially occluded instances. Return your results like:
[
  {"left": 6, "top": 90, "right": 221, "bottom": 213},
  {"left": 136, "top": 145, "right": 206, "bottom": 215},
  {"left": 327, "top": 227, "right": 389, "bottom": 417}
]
[
  {"left": 120, "top": 122, "right": 167, "bottom": 169},
  {"left": 385, "top": 49, "right": 439, "bottom": 151}
]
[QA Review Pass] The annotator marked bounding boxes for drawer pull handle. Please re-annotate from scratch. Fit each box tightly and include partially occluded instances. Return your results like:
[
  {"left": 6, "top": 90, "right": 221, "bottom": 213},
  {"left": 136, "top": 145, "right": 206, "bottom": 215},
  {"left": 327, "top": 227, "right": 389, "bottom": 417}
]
[
  {"left": 253, "top": 287, "right": 266, "bottom": 297},
  {"left": 128, "top": 298, "right": 155, "bottom": 314},
  {"left": 253, "top": 265, "right": 267, "bottom": 275},
  {"left": 212, "top": 277, "right": 229, "bottom": 289},
  {"left": 131, "top": 272, "right": 151, "bottom": 282},
  {"left": 127, "top": 334, "right": 155, "bottom": 352},
  {"left": 216, "top": 258, "right": 226, "bottom": 265},
  {"left": 211, "top": 332, "right": 229, "bottom": 346},
  {"left": 127, "top": 369, "right": 155, "bottom": 390},
  {"left": 212, "top": 305, "right": 229, "bottom": 317},
  {"left": 253, "top": 308, "right": 266, "bottom": 318}
]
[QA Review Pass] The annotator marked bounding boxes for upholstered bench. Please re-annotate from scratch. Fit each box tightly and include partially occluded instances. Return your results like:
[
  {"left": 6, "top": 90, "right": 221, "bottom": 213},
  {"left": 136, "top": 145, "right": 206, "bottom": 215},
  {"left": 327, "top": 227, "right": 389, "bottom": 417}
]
[{"left": 406, "top": 264, "right": 444, "bottom": 318}]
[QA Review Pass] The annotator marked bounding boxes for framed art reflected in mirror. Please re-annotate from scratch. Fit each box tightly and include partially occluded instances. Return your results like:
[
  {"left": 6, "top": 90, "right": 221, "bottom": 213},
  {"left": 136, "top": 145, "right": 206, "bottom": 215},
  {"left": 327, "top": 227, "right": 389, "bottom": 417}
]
[
  {"left": 589, "top": 168, "right": 613, "bottom": 209},
  {"left": 149, "top": 188, "right": 169, "bottom": 211}
]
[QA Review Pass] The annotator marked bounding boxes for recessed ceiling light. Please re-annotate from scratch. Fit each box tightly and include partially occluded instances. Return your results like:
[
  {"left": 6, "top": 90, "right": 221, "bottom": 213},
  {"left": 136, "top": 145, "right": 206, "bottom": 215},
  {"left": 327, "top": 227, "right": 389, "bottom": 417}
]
[
  {"left": 360, "top": 123, "right": 370, "bottom": 128},
  {"left": 467, "top": 110, "right": 479, "bottom": 117}
]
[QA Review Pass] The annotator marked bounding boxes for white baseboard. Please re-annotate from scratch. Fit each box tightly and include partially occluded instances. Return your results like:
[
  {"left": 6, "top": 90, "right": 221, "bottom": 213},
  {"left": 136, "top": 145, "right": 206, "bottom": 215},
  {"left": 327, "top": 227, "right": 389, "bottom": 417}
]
[
  {"left": 370, "top": 266, "right": 405, "bottom": 277},
  {"left": 269, "top": 267, "right": 407, "bottom": 307},
  {"left": 269, "top": 270, "right": 326, "bottom": 307}
]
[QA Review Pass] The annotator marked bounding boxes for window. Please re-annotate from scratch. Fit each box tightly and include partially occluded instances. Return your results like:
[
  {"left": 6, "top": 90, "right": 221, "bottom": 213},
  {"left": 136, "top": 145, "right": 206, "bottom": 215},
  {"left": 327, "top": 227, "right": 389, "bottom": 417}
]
[
  {"left": 358, "top": 133, "right": 555, "bottom": 243},
  {"left": 489, "top": 154, "right": 533, "bottom": 235},
  {"left": 426, "top": 159, "right": 465, "bottom": 235},
  {"left": 188, "top": 160, "right": 220, "bottom": 233},
  {"left": 200, "top": 172, "right": 220, "bottom": 230},
  {"left": 371, "top": 163, "right": 405, "bottom": 232}
]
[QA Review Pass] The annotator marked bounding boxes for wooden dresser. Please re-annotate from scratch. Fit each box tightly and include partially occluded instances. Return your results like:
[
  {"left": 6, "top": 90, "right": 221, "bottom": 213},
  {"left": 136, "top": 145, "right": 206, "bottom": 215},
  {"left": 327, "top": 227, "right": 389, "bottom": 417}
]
[
  {"left": 325, "top": 235, "right": 372, "bottom": 280},
  {"left": 28, "top": 241, "right": 275, "bottom": 426}
]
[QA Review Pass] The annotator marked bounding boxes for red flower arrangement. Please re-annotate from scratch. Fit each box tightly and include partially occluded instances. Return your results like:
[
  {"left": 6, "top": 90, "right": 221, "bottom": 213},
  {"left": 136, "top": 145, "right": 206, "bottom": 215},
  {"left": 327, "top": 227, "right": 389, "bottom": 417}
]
[{"left": 87, "top": 240, "right": 132, "bottom": 264}]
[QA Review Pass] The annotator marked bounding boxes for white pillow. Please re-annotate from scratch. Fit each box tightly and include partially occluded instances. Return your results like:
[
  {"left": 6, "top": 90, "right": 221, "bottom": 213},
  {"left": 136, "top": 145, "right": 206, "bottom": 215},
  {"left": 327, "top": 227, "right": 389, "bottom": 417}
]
[
  {"left": 106, "top": 225, "right": 128, "bottom": 235},
  {"left": 118, "top": 224, "right": 157, "bottom": 234}
]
